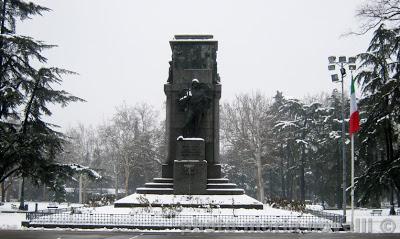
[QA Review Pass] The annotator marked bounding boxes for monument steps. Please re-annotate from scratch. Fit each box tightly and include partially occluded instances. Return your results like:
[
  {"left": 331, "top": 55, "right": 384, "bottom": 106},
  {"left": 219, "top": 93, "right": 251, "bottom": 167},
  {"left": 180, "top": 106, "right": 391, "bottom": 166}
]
[
  {"left": 207, "top": 183, "right": 237, "bottom": 189},
  {"left": 144, "top": 182, "right": 174, "bottom": 188},
  {"left": 137, "top": 177, "right": 244, "bottom": 195},
  {"left": 153, "top": 178, "right": 173, "bottom": 183},
  {"left": 207, "top": 178, "right": 229, "bottom": 184},
  {"left": 206, "top": 188, "right": 244, "bottom": 195},
  {"left": 136, "top": 175, "right": 246, "bottom": 195},
  {"left": 136, "top": 187, "right": 174, "bottom": 194}
]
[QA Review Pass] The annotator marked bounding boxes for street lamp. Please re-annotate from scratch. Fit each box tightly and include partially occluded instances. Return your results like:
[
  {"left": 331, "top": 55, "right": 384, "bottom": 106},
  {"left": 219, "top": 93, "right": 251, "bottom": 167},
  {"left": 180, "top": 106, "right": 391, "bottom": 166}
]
[{"left": 328, "top": 56, "right": 356, "bottom": 223}]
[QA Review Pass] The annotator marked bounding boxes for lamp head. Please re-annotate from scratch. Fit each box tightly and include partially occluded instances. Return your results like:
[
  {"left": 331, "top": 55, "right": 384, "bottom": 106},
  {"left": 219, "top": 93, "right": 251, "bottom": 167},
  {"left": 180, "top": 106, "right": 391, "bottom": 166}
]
[
  {"left": 349, "top": 65, "right": 356, "bottom": 71},
  {"left": 331, "top": 74, "right": 339, "bottom": 82}
]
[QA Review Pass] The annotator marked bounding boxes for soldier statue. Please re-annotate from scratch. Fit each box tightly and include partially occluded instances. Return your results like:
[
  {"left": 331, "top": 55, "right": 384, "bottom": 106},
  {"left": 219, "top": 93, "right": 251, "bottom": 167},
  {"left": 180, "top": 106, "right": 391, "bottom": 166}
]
[{"left": 178, "top": 79, "right": 212, "bottom": 137}]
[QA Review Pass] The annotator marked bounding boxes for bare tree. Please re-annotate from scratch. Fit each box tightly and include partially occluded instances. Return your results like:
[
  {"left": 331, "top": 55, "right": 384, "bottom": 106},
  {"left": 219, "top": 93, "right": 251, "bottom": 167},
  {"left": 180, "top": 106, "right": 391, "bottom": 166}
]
[
  {"left": 356, "top": 0, "right": 400, "bottom": 34},
  {"left": 102, "top": 103, "right": 160, "bottom": 197},
  {"left": 63, "top": 124, "right": 98, "bottom": 203},
  {"left": 221, "top": 92, "right": 272, "bottom": 202},
  {"left": 98, "top": 123, "right": 121, "bottom": 198}
]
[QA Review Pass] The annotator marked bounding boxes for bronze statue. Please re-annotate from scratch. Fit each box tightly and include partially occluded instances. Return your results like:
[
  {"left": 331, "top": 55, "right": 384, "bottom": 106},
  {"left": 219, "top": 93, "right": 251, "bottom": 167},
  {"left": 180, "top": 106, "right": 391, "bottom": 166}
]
[{"left": 178, "top": 79, "right": 212, "bottom": 137}]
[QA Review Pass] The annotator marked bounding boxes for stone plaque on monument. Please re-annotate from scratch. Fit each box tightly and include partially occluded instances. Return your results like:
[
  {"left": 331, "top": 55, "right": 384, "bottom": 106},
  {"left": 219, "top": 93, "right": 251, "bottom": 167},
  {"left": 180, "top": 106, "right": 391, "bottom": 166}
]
[
  {"left": 176, "top": 137, "right": 205, "bottom": 161},
  {"left": 174, "top": 137, "right": 207, "bottom": 194},
  {"left": 174, "top": 160, "right": 207, "bottom": 195}
]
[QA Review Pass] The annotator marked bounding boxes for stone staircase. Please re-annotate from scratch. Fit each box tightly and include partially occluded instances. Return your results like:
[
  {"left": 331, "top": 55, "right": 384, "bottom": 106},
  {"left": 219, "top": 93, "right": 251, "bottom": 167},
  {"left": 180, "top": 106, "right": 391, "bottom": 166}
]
[{"left": 136, "top": 177, "right": 244, "bottom": 195}]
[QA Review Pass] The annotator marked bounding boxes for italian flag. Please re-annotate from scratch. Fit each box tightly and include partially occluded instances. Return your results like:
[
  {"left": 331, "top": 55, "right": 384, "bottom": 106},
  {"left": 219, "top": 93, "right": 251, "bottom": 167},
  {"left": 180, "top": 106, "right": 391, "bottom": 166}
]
[{"left": 349, "top": 77, "right": 360, "bottom": 135}]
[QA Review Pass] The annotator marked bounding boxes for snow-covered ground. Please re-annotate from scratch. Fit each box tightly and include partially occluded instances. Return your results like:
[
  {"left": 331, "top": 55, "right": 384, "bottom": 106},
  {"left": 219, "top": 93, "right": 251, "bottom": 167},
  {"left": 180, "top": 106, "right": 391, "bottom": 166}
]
[
  {"left": 88, "top": 204, "right": 304, "bottom": 216},
  {"left": 114, "top": 193, "right": 263, "bottom": 208},
  {"left": 6, "top": 202, "right": 397, "bottom": 233},
  {"left": 0, "top": 201, "right": 83, "bottom": 213},
  {"left": 25, "top": 204, "right": 335, "bottom": 231},
  {"left": 0, "top": 213, "right": 26, "bottom": 230},
  {"left": 0, "top": 201, "right": 83, "bottom": 230},
  {"left": 305, "top": 204, "right": 324, "bottom": 211},
  {"left": 0, "top": 202, "right": 316, "bottom": 230},
  {"left": 325, "top": 208, "right": 400, "bottom": 233}
]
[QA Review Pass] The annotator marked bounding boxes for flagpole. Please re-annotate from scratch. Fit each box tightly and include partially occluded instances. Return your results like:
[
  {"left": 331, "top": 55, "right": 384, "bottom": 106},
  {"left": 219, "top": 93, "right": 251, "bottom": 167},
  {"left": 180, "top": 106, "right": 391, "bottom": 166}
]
[
  {"left": 350, "top": 69, "right": 356, "bottom": 231},
  {"left": 351, "top": 133, "right": 355, "bottom": 231}
]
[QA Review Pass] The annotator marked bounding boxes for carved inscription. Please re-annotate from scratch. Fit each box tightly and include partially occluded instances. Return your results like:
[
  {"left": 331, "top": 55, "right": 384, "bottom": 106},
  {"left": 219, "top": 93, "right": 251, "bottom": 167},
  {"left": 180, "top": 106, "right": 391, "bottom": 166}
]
[{"left": 176, "top": 139, "right": 205, "bottom": 161}]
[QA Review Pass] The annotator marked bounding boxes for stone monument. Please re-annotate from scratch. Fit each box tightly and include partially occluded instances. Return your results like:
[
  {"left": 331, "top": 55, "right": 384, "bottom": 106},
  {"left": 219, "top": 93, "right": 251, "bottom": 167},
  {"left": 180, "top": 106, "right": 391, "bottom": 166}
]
[{"left": 114, "top": 35, "right": 262, "bottom": 209}]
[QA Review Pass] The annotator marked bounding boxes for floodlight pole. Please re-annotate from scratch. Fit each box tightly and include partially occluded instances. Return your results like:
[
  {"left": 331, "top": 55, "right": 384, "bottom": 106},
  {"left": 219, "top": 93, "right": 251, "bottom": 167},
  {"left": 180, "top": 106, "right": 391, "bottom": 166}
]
[
  {"left": 328, "top": 56, "right": 356, "bottom": 224},
  {"left": 340, "top": 63, "right": 347, "bottom": 223}
]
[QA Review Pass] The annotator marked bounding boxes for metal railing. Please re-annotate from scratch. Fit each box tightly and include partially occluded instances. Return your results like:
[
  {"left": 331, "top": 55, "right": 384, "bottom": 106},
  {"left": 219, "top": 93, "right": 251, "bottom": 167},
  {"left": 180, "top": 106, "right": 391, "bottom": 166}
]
[
  {"left": 35, "top": 207, "right": 74, "bottom": 214},
  {"left": 32, "top": 205, "right": 84, "bottom": 214},
  {"left": 304, "top": 209, "right": 345, "bottom": 224},
  {"left": 25, "top": 212, "right": 343, "bottom": 230}
]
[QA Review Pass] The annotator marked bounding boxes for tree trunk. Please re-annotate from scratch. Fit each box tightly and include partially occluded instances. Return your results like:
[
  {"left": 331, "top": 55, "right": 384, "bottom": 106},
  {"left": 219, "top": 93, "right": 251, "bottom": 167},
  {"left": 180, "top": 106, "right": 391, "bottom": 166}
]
[
  {"left": 42, "top": 184, "right": 46, "bottom": 201},
  {"left": 124, "top": 166, "right": 130, "bottom": 196},
  {"left": 255, "top": 151, "right": 264, "bottom": 203},
  {"left": 18, "top": 177, "right": 25, "bottom": 210},
  {"left": 83, "top": 176, "right": 88, "bottom": 204},
  {"left": 79, "top": 174, "right": 85, "bottom": 204},
  {"left": 397, "top": 190, "right": 400, "bottom": 207},
  {"left": 300, "top": 147, "right": 306, "bottom": 202},
  {"left": 371, "top": 193, "right": 381, "bottom": 208},
  {"left": 336, "top": 147, "right": 342, "bottom": 209},
  {"left": 6, "top": 178, "right": 12, "bottom": 202},
  {"left": 281, "top": 153, "right": 286, "bottom": 199},
  {"left": 287, "top": 144, "right": 294, "bottom": 201},
  {"left": 1, "top": 182, "right": 4, "bottom": 202},
  {"left": 389, "top": 185, "right": 395, "bottom": 215},
  {"left": 114, "top": 164, "right": 119, "bottom": 200},
  {"left": 0, "top": 0, "right": 7, "bottom": 112}
]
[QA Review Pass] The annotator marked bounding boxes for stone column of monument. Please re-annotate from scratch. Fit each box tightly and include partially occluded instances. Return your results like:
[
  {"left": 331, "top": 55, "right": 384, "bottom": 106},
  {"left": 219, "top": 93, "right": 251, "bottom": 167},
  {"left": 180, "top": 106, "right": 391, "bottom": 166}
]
[{"left": 162, "top": 35, "right": 222, "bottom": 179}]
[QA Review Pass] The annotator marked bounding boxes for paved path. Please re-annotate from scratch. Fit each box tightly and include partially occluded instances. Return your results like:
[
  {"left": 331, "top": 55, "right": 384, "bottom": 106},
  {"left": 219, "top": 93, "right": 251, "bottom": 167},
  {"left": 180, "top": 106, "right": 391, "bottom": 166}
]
[{"left": 1, "top": 230, "right": 400, "bottom": 239}]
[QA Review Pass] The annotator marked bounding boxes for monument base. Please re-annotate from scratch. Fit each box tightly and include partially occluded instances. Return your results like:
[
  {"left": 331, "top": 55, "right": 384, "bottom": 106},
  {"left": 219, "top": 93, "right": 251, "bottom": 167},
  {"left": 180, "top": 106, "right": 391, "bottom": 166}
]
[
  {"left": 161, "top": 163, "right": 222, "bottom": 178},
  {"left": 114, "top": 193, "right": 263, "bottom": 209}
]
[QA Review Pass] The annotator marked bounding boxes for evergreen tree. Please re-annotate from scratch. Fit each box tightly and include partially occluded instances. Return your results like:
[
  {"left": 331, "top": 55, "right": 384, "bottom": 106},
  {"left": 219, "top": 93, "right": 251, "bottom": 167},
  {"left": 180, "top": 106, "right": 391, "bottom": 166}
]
[
  {"left": 0, "top": 0, "right": 83, "bottom": 204},
  {"left": 356, "top": 24, "right": 400, "bottom": 213},
  {"left": 274, "top": 95, "right": 332, "bottom": 203}
]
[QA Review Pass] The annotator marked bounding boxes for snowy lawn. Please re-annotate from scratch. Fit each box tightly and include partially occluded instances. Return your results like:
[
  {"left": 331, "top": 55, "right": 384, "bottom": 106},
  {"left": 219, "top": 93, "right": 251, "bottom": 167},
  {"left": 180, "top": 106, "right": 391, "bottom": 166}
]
[
  {"left": 0, "top": 213, "right": 26, "bottom": 229},
  {"left": 0, "top": 201, "right": 83, "bottom": 230},
  {"left": 4, "top": 204, "right": 302, "bottom": 230},
  {"left": 0, "top": 201, "right": 337, "bottom": 230},
  {"left": 325, "top": 208, "right": 400, "bottom": 233},
  {"left": 24, "top": 204, "right": 338, "bottom": 230},
  {"left": 0, "top": 201, "right": 83, "bottom": 213}
]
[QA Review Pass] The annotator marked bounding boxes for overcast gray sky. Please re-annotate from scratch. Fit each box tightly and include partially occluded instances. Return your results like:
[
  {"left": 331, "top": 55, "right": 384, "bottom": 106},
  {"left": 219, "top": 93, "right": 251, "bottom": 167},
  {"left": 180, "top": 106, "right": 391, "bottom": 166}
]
[{"left": 19, "top": 0, "right": 370, "bottom": 130}]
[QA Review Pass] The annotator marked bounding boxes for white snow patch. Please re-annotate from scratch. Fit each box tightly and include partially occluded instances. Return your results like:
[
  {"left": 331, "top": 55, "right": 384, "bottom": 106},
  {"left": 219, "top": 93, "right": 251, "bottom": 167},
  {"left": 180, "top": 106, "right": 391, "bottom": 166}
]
[
  {"left": 306, "top": 204, "right": 324, "bottom": 211},
  {"left": 326, "top": 208, "right": 400, "bottom": 233},
  {"left": 114, "top": 193, "right": 262, "bottom": 208},
  {"left": 0, "top": 201, "right": 83, "bottom": 213},
  {"left": 0, "top": 213, "right": 26, "bottom": 229},
  {"left": 176, "top": 136, "right": 204, "bottom": 141}
]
